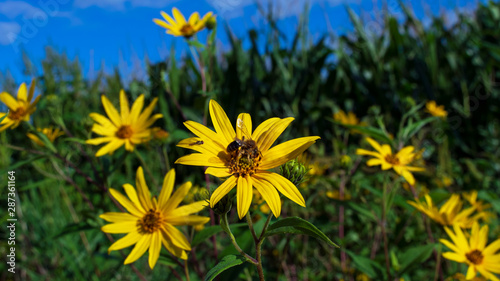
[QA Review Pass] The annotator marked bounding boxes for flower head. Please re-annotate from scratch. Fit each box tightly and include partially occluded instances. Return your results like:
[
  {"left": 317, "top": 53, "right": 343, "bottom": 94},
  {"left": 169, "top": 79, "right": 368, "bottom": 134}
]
[
  {"left": 426, "top": 101, "right": 447, "bottom": 118},
  {"left": 153, "top": 8, "right": 213, "bottom": 38},
  {"left": 334, "top": 110, "right": 360, "bottom": 126},
  {"left": 356, "top": 137, "right": 424, "bottom": 185},
  {"left": 0, "top": 80, "right": 40, "bottom": 132},
  {"left": 440, "top": 222, "right": 500, "bottom": 281},
  {"left": 86, "top": 90, "right": 162, "bottom": 157},
  {"left": 407, "top": 194, "right": 480, "bottom": 228},
  {"left": 175, "top": 100, "right": 320, "bottom": 219},
  {"left": 100, "top": 167, "right": 210, "bottom": 269},
  {"left": 27, "top": 127, "right": 64, "bottom": 146}
]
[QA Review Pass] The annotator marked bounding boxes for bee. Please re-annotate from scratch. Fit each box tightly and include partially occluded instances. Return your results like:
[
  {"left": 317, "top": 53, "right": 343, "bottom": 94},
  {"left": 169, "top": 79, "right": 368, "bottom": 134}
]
[
  {"left": 189, "top": 140, "right": 204, "bottom": 146},
  {"left": 226, "top": 119, "right": 261, "bottom": 162}
]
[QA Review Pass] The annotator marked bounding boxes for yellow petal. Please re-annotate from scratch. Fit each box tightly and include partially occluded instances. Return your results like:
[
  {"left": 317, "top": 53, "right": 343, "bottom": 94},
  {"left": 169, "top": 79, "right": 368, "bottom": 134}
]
[
  {"left": 355, "top": 148, "right": 382, "bottom": 158},
  {"left": 166, "top": 215, "right": 210, "bottom": 226},
  {"left": 175, "top": 153, "right": 226, "bottom": 167},
  {"left": 161, "top": 232, "right": 188, "bottom": 260},
  {"left": 101, "top": 221, "right": 138, "bottom": 234},
  {"left": 253, "top": 176, "right": 281, "bottom": 218},
  {"left": 177, "top": 137, "right": 220, "bottom": 156},
  {"left": 119, "top": 90, "right": 130, "bottom": 121},
  {"left": 260, "top": 136, "right": 320, "bottom": 170},
  {"left": 366, "top": 158, "right": 383, "bottom": 167},
  {"left": 163, "top": 223, "right": 191, "bottom": 250},
  {"left": 109, "top": 188, "right": 144, "bottom": 217},
  {"left": 254, "top": 117, "right": 294, "bottom": 153},
  {"left": 483, "top": 239, "right": 500, "bottom": 256},
  {"left": 209, "top": 100, "right": 236, "bottom": 145},
  {"left": 148, "top": 231, "right": 162, "bottom": 269},
  {"left": 89, "top": 113, "right": 115, "bottom": 128},
  {"left": 210, "top": 176, "right": 237, "bottom": 207},
  {"left": 86, "top": 137, "right": 114, "bottom": 145},
  {"left": 107, "top": 231, "right": 142, "bottom": 253},
  {"left": 101, "top": 95, "right": 122, "bottom": 127},
  {"left": 136, "top": 98, "right": 159, "bottom": 125},
  {"left": 365, "top": 137, "right": 388, "bottom": 155},
  {"left": 183, "top": 120, "right": 227, "bottom": 151},
  {"left": 442, "top": 252, "right": 466, "bottom": 263},
  {"left": 161, "top": 11, "right": 178, "bottom": 26},
  {"left": 168, "top": 201, "right": 208, "bottom": 217},
  {"left": 252, "top": 117, "right": 280, "bottom": 140},
  {"left": 124, "top": 234, "right": 151, "bottom": 264},
  {"left": 466, "top": 265, "right": 477, "bottom": 280},
  {"left": 135, "top": 167, "right": 153, "bottom": 210},
  {"left": 236, "top": 113, "right": 252, "bottom": 140},
  {"left": 91, "top": 124, "right": 116, "bottom": 136},
  {"left": 237, "top": 176, "right": 253, "bottom": 219},
  {"left": 399, "top": 169, "right": 416, "bottom": 186},
  {"left": 439, "top": 238, "right": 461, "bottom": 254},
  {"left": 153, "top": 18, "right": 172, "bottom": 29},
  {"left": 158, "top": 169, "right": 175, "bottom": 208},
  {"left": 163, "top": 181, "right": 192, "bottom": 213},
  {"left": 254, "top": 172, "right": 305, "bottom": 207},
  {"left": 0, "top": 92, "right": 19, "bottom": 110},
  {"left": 99, "top": 212, "right": 138, "bottom": 223},
  {"left": 188, "top": 12, "right": 200, "bottom": 25},
  {"left": 17, "top": 83, "right": 27, "bottom": 101},
  {"left": 122, "top": 183, "right": 146, "bottom": 214},
  {"left": 172, "top": 7, "right": 187, "bottom": 24},
  {"left": 128, "top": 94, "right": 145, "bottom": 124},
  {"left": 205, "top": 167, "right": 232, "bottom": 177},
  {"left": 27, "top": 79, "right": 35, "bottom": 102}
]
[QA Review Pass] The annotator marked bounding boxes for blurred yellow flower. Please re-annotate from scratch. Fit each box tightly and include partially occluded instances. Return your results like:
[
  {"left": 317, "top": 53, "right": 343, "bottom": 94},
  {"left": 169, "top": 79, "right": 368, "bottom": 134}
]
[
  {"left": 151, "top": 127, "right": 170, "bottom": 141},
  {"left": 445, "top": 273, "right": 487, "bottom": 281},
  {"left": 407, "top": 194, "right": 480, "bottom": 228},
  {"left": 326, "top": 190, "right": 351, "bottom": 201},
  {"left": 27, "top": 127, "right": 64, "bottom": 146},
  {"left": 176, "top": 100, "right": 319, "bottom": 219},
  {"left": 426, "top": 101, "right": 448, "bottom": 118},
  {"left": 0, "top": 79, "right": 41, "bottom": 132},
  {"left": 153, "top": 8, "right": 213, "bottom": 38},
  {"left": 334, "top": 110, "right": 360, "bottom": 126},
  {"left": 356, "top": 137, "right": 425, "bottom": 185},
  {"left": 440, "top": 222, "right": 500, "bottom": 281},
  {"left": 100, "top": 167, "right": 210, "bottom": 269},
  {"left": 462, "top": 191, "right": 495, "bottom": 222},
  {"left": 86, "top": 90, "right": 162, "bottom": 157}
]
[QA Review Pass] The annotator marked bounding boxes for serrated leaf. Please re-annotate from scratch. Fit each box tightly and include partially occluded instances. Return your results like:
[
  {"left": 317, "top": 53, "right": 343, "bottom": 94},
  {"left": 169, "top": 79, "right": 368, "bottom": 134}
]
[
  {"left": 204, "top": 255, "right": 246, "bottom": 281},
  {"left": 263, "top": 217, "right": 338, "bottom": 247}
]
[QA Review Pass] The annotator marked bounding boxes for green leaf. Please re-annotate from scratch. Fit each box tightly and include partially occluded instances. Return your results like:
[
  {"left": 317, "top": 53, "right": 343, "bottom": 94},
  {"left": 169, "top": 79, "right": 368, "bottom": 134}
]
[
  {"left": 400, "top": 116, "right": 437, "bottom": 141},
  {"left": 192, "top": 223, "right": 247, "bottom": 247},
  {"left": 1, "top": 155, "right": 45, "bottom": 173},
  {"left": 0, "top": 114, "right": 7, "bottom": 123},
  {"left": 187, "top": 40, "right": 205, "bottom": 49},
  {"left": 63, "top": 137, "right": 87, "bottom": 144},
  {"left": 347, "top": 202, "right": 377, "bottom": 222},
  {"left": 337, "top": 122, "right": 393, "bottom": 144},
  {"left": 398, "top": 243, "right": 436, "bottom": 274},
  {"left": 204, "top": 255, "right": 246, "bottom": 281},
  {"left": 263, "top": 217, "right": 338, "bottom": 247},
  {"left": 158, "top": 253, "right": 179, "bottom": 267},
  {"left": 345, "top": 250, "right": 380, "bottom": 278},
  {"left": 53, "top": 222, "right": 95, "bottom": 238}
]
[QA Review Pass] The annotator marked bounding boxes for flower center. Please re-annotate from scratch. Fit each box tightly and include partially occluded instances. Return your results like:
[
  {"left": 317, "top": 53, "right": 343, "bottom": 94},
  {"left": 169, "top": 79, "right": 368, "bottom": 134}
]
[
  {"left": 384, "top": 154, "right": 400, "bottom": 165},
  {"left": 138, "top": 209, "right": 163, "bottom": 233},
  {"left": 180, "top": 24, "right": 195, "bottom": 37},
  {"left": 227, "top": 138, "right": 262, "bottom": 177},
  {"left": 466, "top": 249, "right": 484, "bottom": 265},
  {"left": 116, "top": 125, "right": 133, "bottom": 139},
  {"left": 8, "top": 107, "right": 26, "bottom": 120}
]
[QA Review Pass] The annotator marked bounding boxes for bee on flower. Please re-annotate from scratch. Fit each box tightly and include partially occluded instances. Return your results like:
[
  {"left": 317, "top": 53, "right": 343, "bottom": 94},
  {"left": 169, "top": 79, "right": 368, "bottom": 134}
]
[{"left": 175, "top": 100, "right": 320, "bottom": 219}]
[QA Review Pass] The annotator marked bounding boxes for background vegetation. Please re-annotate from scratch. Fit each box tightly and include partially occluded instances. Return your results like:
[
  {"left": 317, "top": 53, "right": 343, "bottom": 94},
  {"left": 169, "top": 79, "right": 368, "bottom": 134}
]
[{"left": 1, "top": 1, "right": 500, "bottom": 280}]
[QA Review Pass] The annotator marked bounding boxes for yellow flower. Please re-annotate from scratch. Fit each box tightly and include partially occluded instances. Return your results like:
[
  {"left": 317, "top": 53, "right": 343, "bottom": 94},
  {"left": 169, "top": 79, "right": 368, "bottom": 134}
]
[
  {"left": 0, "top": 80, "right": 41, "bottom": 132},
  {"left": 326, "top": 190, "right": 351, "bottom": 201},
  {"left": 175, "top": 100, "right": 320, "bottom": 219},
  {"left": 462, "top": 191, "right": 495, "bottom": 222},
  {"left": 100, "top": 167, "right": 210, "bottom": 269},
  {"left": 407, "top": 194, "right": 479, "bottom": 228},
  {"left": 151, "top": 127, "right": 170, "bottom": 141},
  {"left": 153, "top": 8, "right": 213, "bottom": 38},
  {"left": 334, "top": 110, "right": 360, "bottom": 126},
  {"left": 426, "top": 100, "right": 447, "bottom": 118},
  {"left": 440, "top": 222, "right": 500, "bottom": 281},
  {"left": 86, "top": 90, "right": 162, "bottom": 157},
  {"left": 27, "top": 127, "right": 64, "bottom": 146},
  {"left": 356, "top": 137, "right": 425, "bottom": 185}
]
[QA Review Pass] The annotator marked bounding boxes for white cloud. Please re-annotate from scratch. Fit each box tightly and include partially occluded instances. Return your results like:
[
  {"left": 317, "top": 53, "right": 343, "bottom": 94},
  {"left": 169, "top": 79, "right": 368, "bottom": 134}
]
[
  {"left": 73, "top": 0, "right": 177, "bottom": 10},
  {"left": 0, "top": 1, "right": 44, "bottom": 19},
  {"left": 0, "top": 22, "right": 20, "bottom": 45}
]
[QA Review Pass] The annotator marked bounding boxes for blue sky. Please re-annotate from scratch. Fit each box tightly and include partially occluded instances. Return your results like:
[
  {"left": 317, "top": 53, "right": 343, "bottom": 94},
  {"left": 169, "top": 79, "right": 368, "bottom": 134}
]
[{"left": 0, "top": 0, "right": 483, "bottom": 85}]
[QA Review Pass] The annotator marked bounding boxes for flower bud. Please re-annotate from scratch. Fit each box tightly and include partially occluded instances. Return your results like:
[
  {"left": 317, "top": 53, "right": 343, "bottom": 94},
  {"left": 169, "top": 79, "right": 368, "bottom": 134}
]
[
  {"left": 205, "top": 15, "right": 217, "bottom": 30},
  {"left": 279, "top": 159, "right": 309, "bottom": 186}
]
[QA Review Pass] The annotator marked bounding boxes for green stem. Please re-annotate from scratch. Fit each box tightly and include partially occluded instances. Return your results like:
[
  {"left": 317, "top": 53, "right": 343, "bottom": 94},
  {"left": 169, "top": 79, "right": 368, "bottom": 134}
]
[
  {"left": 221, "top": 213, "right": 258, "bottom": 265},
  {"left": 184, "top": 259, "right": 190, "bottom": 281},
  {"left": 246, "top": 212, "right": 258, "bottom": 242},
  {"left": 381, "top": 175, "right": 392, "bottom": 281},
  {"left": 256, "top": 213, "right": 273, "bottom": 281},
  {"left": 134, "top": 150, "right": 158, "bottom": 188}
]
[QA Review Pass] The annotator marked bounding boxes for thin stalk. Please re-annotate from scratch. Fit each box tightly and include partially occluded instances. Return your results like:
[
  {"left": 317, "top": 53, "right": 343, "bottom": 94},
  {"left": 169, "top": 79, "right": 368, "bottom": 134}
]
[
  {"left": 189, "top": 45, "right": 207, "bottom": 93},
  {"left": 255, "top": 213, "right": 273, "bottom": 281},
  {"left": 134, "top": 150, "right": 158, "bottom": 187},
  {"left": 184, "top": 259, "right": 191, "bottom": 281},
  {"left": 246, "top": 212, "right": 258, "bottom": 243},
  {"left": 381, "top": 176, "right": 392, "bottom": 281},
  {"left": 221, "top": 213, "right": 258, "bottom": 265}
]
